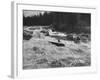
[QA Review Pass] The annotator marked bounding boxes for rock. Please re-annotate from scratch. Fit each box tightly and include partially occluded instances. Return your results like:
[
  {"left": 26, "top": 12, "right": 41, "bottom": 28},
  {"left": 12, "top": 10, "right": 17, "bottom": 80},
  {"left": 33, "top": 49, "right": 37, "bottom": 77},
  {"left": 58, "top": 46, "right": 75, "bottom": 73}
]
[
  {"left": 66, "top": 34, "right": 74, "bottom": 41},
  {"left": 23, "top": 30, "right": 32, "bottom": 40},
  {"left": 36, "top": 59, "right": 48, "bottom": 64},
  {"left": 74, "top": 37, "right": 80, "bottom": 43}
]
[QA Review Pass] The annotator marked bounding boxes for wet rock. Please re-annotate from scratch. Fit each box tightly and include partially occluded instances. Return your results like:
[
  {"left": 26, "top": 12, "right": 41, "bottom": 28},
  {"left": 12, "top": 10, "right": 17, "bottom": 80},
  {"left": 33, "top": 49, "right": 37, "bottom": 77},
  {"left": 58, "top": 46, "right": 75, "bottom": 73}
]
[
  {"left": 66, "top": 34, "right": 74, "bottom": 41},
  {"left": 23, "top": 30, "right": 33, "bottom": 40},
  {"left": 36, "top": 59, "right": 48, "bottom": 64}
]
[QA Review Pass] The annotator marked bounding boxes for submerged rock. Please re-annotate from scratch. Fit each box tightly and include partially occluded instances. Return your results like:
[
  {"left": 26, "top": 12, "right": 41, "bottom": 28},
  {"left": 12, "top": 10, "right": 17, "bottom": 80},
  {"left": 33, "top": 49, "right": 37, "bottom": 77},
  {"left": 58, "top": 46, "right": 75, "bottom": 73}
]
[{"left": 48, "top": 60, "right": 65, "bottom": 68}]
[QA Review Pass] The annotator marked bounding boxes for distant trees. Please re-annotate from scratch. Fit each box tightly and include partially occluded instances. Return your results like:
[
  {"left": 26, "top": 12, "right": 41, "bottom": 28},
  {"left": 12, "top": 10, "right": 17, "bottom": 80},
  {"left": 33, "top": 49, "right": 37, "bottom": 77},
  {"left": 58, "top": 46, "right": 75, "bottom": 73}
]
[{"left": 23, "top": 11, "right": 91, "bottom": 33}]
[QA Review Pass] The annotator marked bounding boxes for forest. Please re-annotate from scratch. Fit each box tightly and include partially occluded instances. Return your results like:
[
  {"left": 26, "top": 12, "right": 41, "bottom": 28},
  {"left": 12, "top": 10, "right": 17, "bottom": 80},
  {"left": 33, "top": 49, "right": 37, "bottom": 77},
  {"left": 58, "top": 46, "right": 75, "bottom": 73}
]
[{"left": 23, "top": 11, "right": 91, "bottom": 33}]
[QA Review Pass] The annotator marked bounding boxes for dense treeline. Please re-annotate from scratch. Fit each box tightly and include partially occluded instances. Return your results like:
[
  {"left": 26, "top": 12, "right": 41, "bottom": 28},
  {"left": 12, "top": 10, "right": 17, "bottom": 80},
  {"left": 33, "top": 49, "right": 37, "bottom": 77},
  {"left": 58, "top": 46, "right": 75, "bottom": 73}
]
[{"left": 23, "top": 11, "right": 91, "bottom": 33}]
